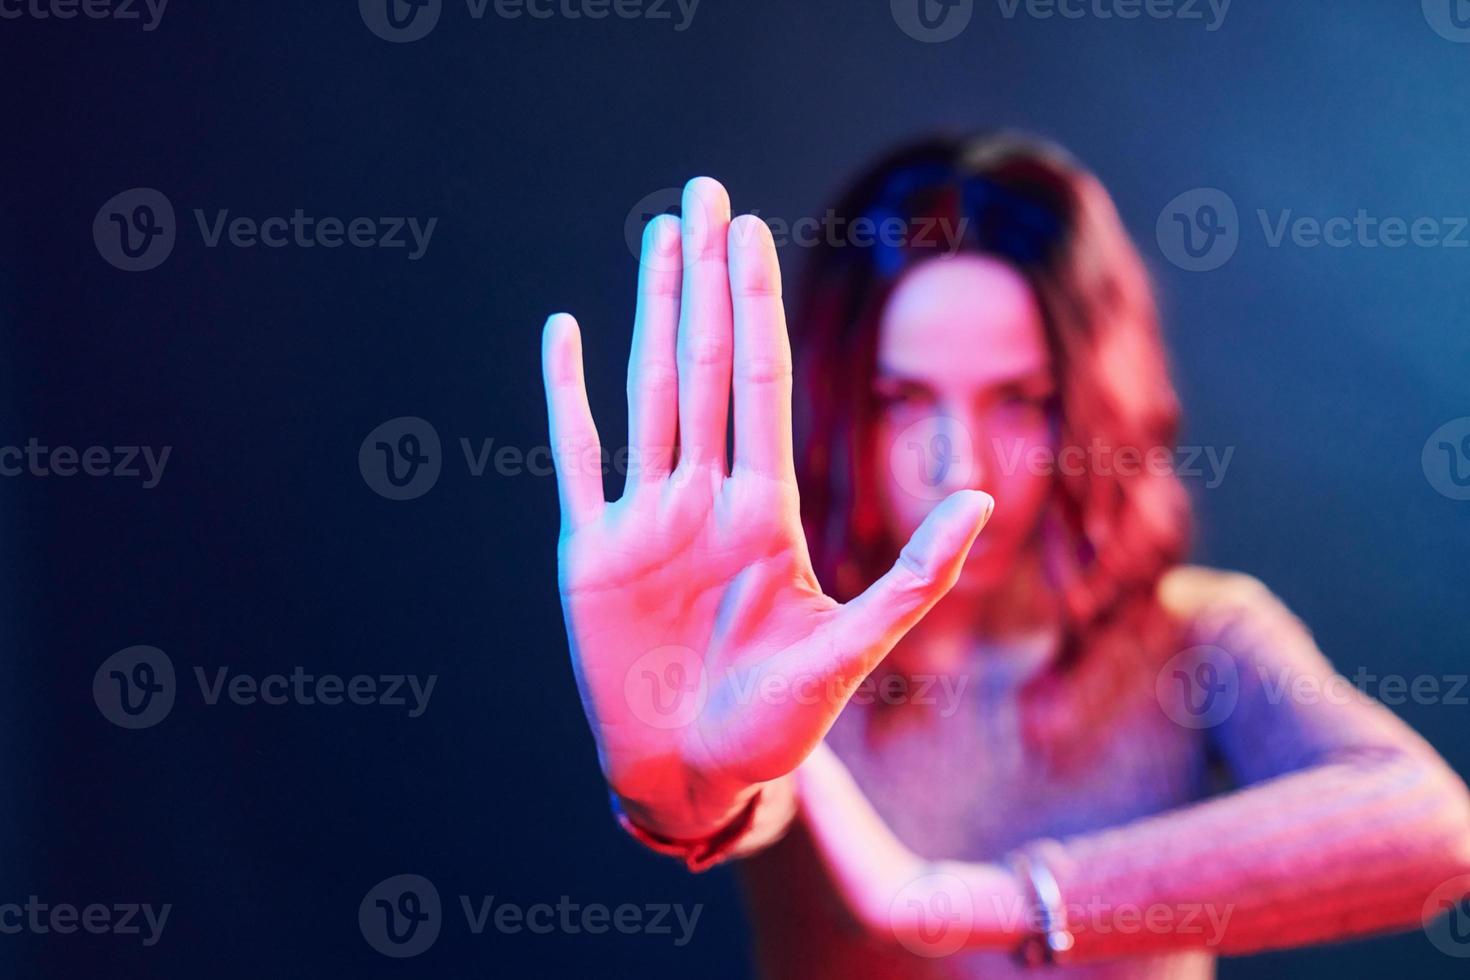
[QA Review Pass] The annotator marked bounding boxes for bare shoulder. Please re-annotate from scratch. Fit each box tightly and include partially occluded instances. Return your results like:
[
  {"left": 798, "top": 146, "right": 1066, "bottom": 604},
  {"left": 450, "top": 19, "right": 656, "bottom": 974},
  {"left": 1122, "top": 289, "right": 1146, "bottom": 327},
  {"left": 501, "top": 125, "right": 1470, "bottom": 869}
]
[
  {"left": 1157, "top": 566, "right": 1322, "bottom": 673},
  {"left": 1157, "top": 565, "right": 1287, "bottom": 624}
]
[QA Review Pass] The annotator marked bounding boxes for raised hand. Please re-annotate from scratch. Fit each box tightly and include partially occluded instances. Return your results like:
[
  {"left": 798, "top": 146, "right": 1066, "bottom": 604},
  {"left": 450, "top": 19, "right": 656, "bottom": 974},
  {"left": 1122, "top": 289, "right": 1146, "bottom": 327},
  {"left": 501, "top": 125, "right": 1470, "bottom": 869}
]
[{"left": 542, "top": 177, "right": 993, "bottom": 838}]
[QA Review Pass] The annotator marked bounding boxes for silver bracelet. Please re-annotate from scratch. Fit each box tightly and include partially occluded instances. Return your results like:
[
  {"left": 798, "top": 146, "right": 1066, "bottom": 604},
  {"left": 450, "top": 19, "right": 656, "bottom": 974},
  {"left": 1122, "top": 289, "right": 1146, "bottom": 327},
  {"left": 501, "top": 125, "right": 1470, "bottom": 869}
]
[{"left": 1009, "top": 845, "right": 1075, "bottom": 967}]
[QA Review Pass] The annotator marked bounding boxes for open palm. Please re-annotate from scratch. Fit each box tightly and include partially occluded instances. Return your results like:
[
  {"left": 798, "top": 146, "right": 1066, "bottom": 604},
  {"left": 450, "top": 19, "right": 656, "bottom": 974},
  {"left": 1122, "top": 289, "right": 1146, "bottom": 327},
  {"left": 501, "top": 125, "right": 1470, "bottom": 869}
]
[{"left": 542, "top": 177, "right": 992, "bottom": 837}]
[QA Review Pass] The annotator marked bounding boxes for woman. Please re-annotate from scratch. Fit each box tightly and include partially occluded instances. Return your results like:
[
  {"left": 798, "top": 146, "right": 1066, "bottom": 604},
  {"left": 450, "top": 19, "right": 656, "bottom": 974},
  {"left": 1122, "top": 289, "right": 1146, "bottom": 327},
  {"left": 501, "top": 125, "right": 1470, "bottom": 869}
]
[{"left": 539, "top": 132, "right": 1470, "bottom": 977}]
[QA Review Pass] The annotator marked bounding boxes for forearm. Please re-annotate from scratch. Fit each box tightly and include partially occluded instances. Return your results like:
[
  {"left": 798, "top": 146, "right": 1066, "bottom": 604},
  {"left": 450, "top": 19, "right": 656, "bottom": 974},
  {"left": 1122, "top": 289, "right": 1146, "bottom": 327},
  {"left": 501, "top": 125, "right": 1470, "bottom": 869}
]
[
  {"left": 796, "top": 742, "right": 1025, "bottom": 950},
  {"left": 1041, "top": 746, "right": 1470, "bottom": 961},
  {"left": 797, "top": 739, "right": 1470, "bottom": 960},
  {"left": 1056, "top": 570, "right": 1470, "bottom": 960},
  {"left": 795, "top": 571, "right": 1470, "bottom": 959}
]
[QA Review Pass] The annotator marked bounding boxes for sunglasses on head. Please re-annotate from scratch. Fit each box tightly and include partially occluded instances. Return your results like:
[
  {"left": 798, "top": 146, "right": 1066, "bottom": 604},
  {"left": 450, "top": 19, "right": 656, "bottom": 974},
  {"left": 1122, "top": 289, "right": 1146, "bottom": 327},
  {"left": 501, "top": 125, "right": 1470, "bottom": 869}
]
[{"left": 861, "top": 162, "right": 1065, "bottom": 276}]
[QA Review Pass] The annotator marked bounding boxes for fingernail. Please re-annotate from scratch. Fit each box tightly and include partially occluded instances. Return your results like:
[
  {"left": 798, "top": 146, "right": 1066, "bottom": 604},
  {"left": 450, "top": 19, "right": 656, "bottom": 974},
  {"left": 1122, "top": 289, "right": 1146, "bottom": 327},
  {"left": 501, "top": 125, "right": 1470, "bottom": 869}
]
[{"left": 965, "top": 489, "right": 995, "bottom": 526}]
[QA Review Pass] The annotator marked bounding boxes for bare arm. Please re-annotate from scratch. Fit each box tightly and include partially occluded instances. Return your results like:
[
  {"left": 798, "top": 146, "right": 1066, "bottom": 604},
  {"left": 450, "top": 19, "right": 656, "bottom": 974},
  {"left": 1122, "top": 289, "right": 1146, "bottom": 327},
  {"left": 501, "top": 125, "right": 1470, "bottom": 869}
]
[
  {"left": 796, "top": 741, "right": 1028, "bottom": 953},
  {"left": 1049, "top": 571, "right": 1470, "bottom": 960},
  {"left": 794, "top": 572, "right": 1470, "bottom": 960}
]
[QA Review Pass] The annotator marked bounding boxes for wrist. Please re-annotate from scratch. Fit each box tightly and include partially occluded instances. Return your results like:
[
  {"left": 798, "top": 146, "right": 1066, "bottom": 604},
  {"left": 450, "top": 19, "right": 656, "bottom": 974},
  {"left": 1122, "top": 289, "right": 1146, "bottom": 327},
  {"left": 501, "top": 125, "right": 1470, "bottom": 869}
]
[
  {"left": 611, "top": 786, "right": 765, "bottom": 872},
  {"left": 614, "top": 784, "right": 759, "bottom": 841},
  {"left": 933, "top": 860, "right": 1029, "bottom": 949},
  {"left": 1006, "top": 842, "right": 1077, "bottom": 966},
  {"left": 609, "top": 763, "right": 758, "bottom": 841}
]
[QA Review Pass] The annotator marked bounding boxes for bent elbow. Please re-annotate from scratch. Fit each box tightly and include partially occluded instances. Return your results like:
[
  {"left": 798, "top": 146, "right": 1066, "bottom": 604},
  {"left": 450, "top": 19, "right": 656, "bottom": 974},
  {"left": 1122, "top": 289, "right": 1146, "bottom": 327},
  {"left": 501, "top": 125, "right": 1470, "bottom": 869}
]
[
  {"left": 1394, "top": 752, "right": 1470, "bottom": 887},
  {"left": 1435, "top": 765, "right": 1470, "bottom": 879}
]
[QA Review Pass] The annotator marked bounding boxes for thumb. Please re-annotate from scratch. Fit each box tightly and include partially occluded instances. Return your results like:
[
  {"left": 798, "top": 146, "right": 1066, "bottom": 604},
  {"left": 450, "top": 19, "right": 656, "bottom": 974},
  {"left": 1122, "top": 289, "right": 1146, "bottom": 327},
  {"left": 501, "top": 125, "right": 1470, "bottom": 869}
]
[{"left": 807, "top": 489, "right": 995, "bottom": 687}]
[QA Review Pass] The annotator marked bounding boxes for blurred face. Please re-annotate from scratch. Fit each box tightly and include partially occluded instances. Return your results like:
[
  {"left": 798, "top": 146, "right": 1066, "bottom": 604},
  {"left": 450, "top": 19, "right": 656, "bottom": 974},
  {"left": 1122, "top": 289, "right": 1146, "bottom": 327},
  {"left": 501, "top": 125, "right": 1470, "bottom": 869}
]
[{"left": 873, "top": 254, "right": 1057, "bottom": 593}]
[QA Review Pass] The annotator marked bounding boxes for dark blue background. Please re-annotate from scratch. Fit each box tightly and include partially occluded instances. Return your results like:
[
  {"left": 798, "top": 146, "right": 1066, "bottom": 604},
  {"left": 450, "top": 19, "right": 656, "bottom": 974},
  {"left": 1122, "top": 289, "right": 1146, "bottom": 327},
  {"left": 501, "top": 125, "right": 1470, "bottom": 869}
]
[{"left": 1, "top": 1, "right": 1467, "bottom": 976}]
